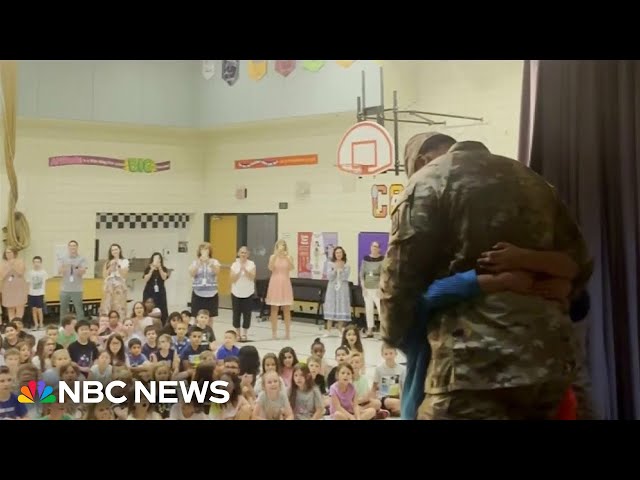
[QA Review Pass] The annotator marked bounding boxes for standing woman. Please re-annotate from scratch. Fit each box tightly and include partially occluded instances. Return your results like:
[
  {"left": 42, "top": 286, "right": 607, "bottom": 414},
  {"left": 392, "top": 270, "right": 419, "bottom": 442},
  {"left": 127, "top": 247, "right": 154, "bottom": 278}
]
[
  {"left": 230, "top": 246, "right": 256, "bottom": 342},
  {"left": 101, "top": 244, "right": 130, "bottom": 322},
  {"left": 0, "top": 247, "right": 28, "bottom": 322},
  {"left": 323, "top": 246, "right": 351, "bottom": 337},
  {"left": 143, "top": 252, "right": 170, "bottom": 324},
  {"left": 359, "top": 241, "right": 383, "bottom": 338},
  {"left": 188, "top": 242, "right": 220, "bottom": 321},
  {"left": 266, "top": 240, "right": 294, "bottom": 340}
]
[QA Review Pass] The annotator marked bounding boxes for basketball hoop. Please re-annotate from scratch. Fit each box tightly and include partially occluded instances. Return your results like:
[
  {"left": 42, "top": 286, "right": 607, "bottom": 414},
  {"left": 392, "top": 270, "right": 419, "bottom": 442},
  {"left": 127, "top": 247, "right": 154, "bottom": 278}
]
[{"left": 337, "top": 121, "right": 394, "bottom": 176}]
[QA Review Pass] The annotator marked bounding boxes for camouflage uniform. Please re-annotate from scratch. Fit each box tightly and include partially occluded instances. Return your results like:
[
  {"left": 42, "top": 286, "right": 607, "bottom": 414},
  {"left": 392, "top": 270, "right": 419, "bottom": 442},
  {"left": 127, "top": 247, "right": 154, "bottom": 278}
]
[{"left": 379, "top": 137, "right": 593, "bottom": 420}]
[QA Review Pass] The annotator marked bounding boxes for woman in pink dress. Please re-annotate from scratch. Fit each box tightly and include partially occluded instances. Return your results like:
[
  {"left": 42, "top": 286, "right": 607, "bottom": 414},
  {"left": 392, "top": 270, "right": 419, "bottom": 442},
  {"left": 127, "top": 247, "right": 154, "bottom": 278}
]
[{"left": 266, "top": 240, "right": 294, "bottom": 340}]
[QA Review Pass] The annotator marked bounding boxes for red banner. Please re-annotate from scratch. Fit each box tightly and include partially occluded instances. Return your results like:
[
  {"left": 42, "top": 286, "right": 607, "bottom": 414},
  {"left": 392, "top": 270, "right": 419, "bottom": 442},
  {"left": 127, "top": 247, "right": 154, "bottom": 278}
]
[{"left": 297, "top": 232, "right": 312, "bottom": 278}]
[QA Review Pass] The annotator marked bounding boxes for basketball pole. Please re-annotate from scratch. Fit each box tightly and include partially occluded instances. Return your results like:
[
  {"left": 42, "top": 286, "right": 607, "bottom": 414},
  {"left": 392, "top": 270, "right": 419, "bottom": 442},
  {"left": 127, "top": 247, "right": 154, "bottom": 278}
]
[
  {"left": 355, "top": 64, "right": 484, "bottom": 176},
  {"left": 392, "top": 90, "right": 400, "bottom": 176}
]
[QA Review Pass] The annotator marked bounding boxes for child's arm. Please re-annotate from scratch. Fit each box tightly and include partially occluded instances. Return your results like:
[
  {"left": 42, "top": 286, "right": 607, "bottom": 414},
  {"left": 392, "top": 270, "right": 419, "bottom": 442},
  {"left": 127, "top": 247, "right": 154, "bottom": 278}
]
[
  {"left": 282, "top": 402, "right": 294, "bottom": 420},
  {"left": 353, "top": 396, "right": 361, "bottom": 420},
  {"left": 252, "top": 398, "right": 266, "bottom": 420},
  {"left": 370, "top": 381, "right": 379, "bottom": 399},
  {"left": 181, "top": 358, "right": 191, "bottom": 372},
  {"left": 171, "top": 351, "right": 180, "bottom": 373},
  {"left": 312, "top": 389, "right": 325, "bottom": 420},
  {"left": 478, "top": 242, "right": 578, "bottom": 279}
]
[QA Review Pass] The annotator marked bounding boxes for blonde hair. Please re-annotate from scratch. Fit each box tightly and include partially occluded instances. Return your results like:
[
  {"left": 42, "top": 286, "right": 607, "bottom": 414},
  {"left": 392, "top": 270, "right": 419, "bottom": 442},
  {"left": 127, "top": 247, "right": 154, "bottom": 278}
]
[{"left": 273, "top": 239, "right": 288, "bottom": 255}]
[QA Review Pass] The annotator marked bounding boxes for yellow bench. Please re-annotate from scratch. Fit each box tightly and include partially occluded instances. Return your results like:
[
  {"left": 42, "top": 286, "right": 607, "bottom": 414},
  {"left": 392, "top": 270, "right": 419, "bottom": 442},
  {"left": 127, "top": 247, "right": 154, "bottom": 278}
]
[{"left": 45, "top": 277, "right": 104, "bottom": 304}]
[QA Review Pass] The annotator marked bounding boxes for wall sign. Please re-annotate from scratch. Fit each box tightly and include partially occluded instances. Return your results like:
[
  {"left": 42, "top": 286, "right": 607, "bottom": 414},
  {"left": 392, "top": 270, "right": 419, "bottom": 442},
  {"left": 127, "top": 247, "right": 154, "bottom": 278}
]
[
  {"left": 49, "top": 156, "right": 170, "bottom": 173},
  {"left": 234, "top": 154, "right": 318, "bottom": 170},
  {"left": 371, "top": 184, "right": 404, "bottom": 218}
]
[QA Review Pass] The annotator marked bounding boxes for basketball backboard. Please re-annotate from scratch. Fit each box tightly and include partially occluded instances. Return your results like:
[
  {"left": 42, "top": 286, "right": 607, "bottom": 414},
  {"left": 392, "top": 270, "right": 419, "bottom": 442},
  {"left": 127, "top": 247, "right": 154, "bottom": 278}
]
[{"left": 337, "top": 121, "right": 394, "bottom": 175}]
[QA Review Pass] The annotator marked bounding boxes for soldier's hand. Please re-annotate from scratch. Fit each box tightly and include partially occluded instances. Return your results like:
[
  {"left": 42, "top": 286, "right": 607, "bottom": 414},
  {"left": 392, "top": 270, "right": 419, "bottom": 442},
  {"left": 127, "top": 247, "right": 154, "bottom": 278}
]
[
  {"left": 532, "top": 278, "right": 572, "bottom": 301},
  {"left": 496, "top": 270, "right": 535, "bottom": 294},
  {"left": 477, "top": 242, "right": 527, "bottom": 272}
]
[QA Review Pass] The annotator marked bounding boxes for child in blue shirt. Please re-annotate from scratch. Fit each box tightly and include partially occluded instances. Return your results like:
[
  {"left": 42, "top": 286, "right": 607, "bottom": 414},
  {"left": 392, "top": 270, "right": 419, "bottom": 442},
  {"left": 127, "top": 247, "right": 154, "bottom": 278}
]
[{"left": 0, "top": 366, "right": 28, "bottom": 419}]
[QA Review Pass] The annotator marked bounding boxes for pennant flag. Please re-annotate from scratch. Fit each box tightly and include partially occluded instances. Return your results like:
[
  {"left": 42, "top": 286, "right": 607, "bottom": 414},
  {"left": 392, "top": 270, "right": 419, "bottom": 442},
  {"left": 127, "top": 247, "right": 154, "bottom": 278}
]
[
  {"left": 275, "top": 60, "right": 297, "bottom": 77},
  {"left": 248, "top": 60, "right": 268, "bottom": 81},
  {"left": 336, "top": 60, "right": 356, "bottom": 68},
  {"left": 222, "top": 60, "right": 240, "bottom": 86},
  {"left": 202, "top": 60, "right": 216, "bottom": 80},
  {"left": 303, "top": 61, "right": 325, "bottom": 73}
]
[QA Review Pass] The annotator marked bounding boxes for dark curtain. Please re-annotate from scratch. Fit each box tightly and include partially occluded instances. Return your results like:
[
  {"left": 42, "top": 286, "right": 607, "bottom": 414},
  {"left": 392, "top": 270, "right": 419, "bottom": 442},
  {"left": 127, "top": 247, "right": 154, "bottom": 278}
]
[{"left": 519, "top": 60, "right": 640, "bottom": 420}]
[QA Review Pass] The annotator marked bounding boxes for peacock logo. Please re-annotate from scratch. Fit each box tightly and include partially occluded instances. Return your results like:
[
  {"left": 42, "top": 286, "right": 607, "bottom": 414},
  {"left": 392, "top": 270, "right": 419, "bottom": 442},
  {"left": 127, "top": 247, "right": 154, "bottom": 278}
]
[{"left": 18, "top": 380, "right": 56, "bottom": 404}]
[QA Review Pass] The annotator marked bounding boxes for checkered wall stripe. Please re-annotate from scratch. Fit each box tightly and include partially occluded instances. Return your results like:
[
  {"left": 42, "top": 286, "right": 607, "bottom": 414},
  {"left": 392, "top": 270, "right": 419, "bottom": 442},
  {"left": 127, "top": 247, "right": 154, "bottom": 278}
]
[{"left": 96, "top": 213, "right": 190, "bottom": 230}]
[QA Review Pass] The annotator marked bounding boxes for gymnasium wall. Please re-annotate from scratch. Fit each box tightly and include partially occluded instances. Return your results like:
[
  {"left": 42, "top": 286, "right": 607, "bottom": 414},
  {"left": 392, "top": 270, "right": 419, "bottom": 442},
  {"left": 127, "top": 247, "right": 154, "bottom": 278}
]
[
  {"left": 202, "top": 60, "right": 525, "bottom": 283},
  {"left": 1, "top": 119, "right": 205, "bottom": 306},
  {"left": 0, "top": 60, "right": 525, "bottom": 290}
]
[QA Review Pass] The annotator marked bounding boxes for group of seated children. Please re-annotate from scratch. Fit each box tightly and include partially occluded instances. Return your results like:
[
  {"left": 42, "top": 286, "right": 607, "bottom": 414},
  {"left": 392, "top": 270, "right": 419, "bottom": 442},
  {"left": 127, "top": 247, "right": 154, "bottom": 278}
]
[{"left": 0, "top": 309, "right": 405, "bottom": 420}]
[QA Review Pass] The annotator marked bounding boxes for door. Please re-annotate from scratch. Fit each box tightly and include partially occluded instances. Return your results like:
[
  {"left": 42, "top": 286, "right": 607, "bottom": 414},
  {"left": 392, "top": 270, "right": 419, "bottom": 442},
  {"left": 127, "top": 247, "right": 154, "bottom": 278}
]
[
  {"left": 246, "top": 214, "right": 278, "bottom": 281},
  {"left": 209, "top": 215, "right": 238, "bottom": 310}
]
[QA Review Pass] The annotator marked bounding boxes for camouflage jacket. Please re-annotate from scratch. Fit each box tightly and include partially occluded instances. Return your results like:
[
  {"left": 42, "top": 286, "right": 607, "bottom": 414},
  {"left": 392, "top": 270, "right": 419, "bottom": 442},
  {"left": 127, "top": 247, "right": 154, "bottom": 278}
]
[{"left": 379, "top": 141, "right": 592, "bottom": 393}]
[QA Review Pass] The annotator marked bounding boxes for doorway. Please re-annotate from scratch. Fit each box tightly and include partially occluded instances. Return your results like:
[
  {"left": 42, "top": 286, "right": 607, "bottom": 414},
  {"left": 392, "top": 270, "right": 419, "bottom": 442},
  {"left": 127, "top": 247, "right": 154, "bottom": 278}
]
[{"left": 205, "top": 213, "right": 278, "bottom": 309}]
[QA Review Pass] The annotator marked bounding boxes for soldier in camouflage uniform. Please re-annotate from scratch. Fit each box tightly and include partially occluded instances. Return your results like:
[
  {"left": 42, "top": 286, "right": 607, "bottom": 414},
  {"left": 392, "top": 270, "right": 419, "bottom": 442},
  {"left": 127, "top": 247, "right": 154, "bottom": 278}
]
[{"left": 379, "top": 133, "right": 593, "bottom": 420}]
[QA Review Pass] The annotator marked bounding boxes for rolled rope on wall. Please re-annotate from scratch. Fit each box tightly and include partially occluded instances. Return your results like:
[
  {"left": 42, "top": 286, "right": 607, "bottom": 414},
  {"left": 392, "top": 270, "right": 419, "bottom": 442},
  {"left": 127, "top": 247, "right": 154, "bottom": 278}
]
[{"left": 0, "top": 60, "right": 30, "bottom": 251}]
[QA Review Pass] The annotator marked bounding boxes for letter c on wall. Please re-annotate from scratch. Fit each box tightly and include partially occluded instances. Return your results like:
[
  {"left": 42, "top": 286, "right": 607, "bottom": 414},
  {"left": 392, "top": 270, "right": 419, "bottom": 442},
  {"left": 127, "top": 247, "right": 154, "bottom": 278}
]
[{"left": 371, "top": 185, "right": 388, "bottom": 218}]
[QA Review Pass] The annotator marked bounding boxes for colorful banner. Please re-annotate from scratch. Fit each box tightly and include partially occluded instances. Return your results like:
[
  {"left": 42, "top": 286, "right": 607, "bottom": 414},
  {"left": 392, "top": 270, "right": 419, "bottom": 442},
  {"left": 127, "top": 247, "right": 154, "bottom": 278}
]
[
  {"left": 202, "top": 60, "right": 216, "bottom": 80},
  {"left": 275, "top": 60, "right": 296, "bottom": 77},
  {"left": 234, "top": 154, "right": 318, "bottom": 170},
  {"left": 336, "top": 60, "right": 356, "bottom": 68},
  {"left": 222, "top": 60, "right": 240, "bottom": 85},
  {"left": 357, "top": 232, "right": 389, "bottom": 284},
  {"left": 297, "top": 232, "right": 339, "bottom": 279},
  {"left": 248, "top": 60, "right": 268, "bottom": 81},
  {"left": 303, "top": 60, "right": 325, "bottom": 72},
  {"left": 48, "top": 156, "right": 170, "bottom": 173}
]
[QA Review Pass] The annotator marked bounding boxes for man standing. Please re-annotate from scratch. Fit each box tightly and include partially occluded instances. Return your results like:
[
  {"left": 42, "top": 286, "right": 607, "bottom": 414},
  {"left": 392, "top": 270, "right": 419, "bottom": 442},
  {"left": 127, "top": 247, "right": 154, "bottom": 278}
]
[
  {"left": 379, "top": 133, "right": 593, "bottom": 420},
  {"left": 58, "top": 240, "right": 87, "bottom": 323}
]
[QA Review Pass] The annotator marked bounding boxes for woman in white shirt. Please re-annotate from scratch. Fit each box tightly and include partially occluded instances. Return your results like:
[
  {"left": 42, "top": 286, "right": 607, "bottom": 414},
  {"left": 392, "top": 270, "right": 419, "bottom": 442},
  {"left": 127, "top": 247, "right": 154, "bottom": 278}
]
[{"left": 230, "top": 246, "right": 256, "bottom": 342}]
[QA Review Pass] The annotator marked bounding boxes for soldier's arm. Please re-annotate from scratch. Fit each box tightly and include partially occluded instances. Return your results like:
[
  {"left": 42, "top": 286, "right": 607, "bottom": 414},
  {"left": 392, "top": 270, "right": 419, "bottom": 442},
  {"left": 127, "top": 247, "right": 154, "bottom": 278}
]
[
  {"left": 518, "top": 249, "right": 578, "bottom": 279},
  {"left": 379, "top": 180, "right": 442, "bottom": 349}
]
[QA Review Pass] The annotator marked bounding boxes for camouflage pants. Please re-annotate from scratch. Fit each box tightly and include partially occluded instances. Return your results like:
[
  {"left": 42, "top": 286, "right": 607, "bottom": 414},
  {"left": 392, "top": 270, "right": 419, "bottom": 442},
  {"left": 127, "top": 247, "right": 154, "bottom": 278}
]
[
  {"left": 572, "top": 320, "right": 598, "bottom": 420},
  {"left": 417, "top": 381, "right": 570, "bottom": 420}
]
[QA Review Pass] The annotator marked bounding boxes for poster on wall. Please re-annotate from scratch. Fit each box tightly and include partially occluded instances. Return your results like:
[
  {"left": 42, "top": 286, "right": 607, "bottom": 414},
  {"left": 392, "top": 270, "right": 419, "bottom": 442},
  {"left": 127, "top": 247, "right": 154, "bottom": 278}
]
[
  {"left": 49, "top": 156, "right": 171, "bottom": 173},
  {"left": 357, "top": 232, "right": 389, "bottom": 285},
  {"left": 297, "top": 232, "right": 339, "bottom": 279},
  {"left": 234, "top": 154, "right": 318, "bottom": 170}
]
